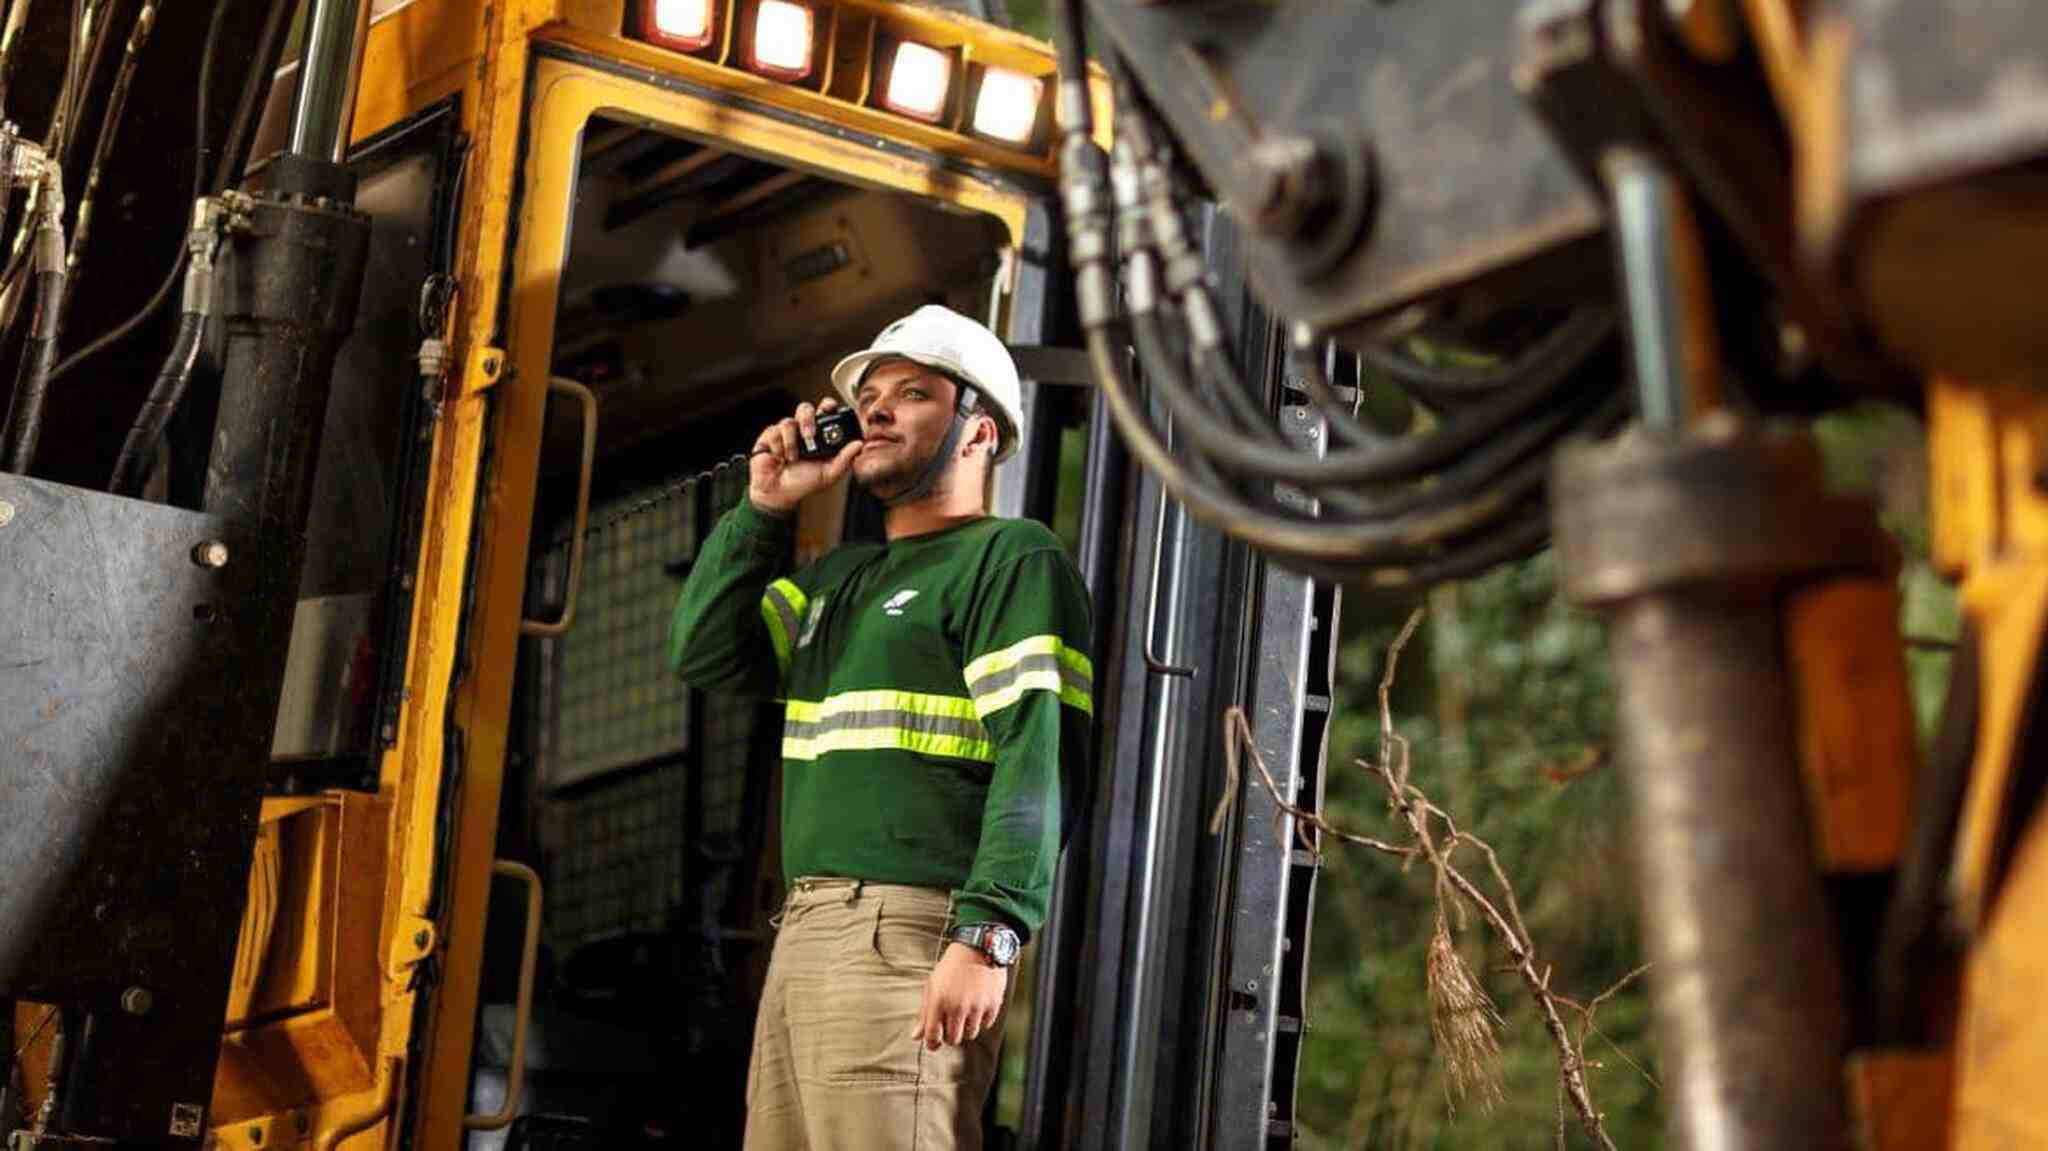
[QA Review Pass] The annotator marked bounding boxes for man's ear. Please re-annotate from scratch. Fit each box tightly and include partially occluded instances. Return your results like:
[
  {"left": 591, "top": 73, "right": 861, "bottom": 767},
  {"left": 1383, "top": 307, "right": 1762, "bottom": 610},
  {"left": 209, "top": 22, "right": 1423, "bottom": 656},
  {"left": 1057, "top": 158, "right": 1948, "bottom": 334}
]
[{"left": 961, "top": 414, "right": 1001, "bottom": 459}]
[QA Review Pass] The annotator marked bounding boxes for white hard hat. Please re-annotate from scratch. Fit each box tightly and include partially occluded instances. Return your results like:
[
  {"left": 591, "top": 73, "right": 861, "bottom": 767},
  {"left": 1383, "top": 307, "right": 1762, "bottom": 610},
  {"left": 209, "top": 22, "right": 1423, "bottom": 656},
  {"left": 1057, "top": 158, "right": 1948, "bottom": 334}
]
[{"left": 830, "top": 305, "right": 1025, "bottom": 464}]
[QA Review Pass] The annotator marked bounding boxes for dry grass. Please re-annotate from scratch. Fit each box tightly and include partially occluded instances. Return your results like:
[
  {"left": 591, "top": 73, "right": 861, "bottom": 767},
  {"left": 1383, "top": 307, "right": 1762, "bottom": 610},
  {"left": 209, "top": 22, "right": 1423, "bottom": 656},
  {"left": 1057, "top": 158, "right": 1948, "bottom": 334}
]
[{"left": 1425, "top": 914, "right": 1505, "bottom": 1111}]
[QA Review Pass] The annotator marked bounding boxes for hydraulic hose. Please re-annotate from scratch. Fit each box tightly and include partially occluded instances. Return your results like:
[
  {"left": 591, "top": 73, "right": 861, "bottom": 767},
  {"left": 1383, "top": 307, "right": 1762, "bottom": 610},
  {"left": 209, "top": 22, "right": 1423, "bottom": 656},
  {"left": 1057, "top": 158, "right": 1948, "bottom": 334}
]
[
  {"left": 107, "top": 307, "right": 202, "bottom": 493},
  {"left": 48, "top": 0, "right": 263, "bottom": 387},
  {"left": 2, "top": 190, "right": 68, "bottom": 473},
  {"left": 60, "top": 0, "right": 119, "bottom": 167},
  {"left": 64, "top": 0, "right": 158, "bottom": 287},
  {"left": 1362, "top": 308, "right": 1617, "bottom": 410},
  {"left": 107, "top": 195, "right": 227, "bottom": 493},
  {"left": 1057, "top": 0, "right": 1625, "bottom": 581}
]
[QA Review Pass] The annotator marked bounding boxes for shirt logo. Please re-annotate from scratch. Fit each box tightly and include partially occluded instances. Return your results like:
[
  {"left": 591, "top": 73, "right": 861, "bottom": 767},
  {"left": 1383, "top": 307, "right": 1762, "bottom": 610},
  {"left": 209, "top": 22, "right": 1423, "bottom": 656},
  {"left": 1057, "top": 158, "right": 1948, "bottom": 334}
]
[
  {"left": 883, "top": 589, "right": 920, "bottom": 617},
  {"left": 797, "top": 596, "right": 828, "bottom": 648}
]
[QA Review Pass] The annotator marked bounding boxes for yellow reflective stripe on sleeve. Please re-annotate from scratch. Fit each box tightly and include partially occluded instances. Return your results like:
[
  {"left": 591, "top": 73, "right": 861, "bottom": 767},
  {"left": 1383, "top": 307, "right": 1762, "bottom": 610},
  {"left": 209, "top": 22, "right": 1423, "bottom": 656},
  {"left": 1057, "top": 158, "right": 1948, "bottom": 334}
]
[
  {"left": 965, "top": 635, "right": 1093, "bottom": 719},
  {"left": 971, "top": 671, "right": 1094, "bottom": 719},
  {"left": 781, "top": 689, "right": 993, "bottom": 762},
  {"left": 963, "top": 634, "right": 1093, "bottom": 686},
  {"left": 760, "top": 579, "right": 807, "bottom": 675}
]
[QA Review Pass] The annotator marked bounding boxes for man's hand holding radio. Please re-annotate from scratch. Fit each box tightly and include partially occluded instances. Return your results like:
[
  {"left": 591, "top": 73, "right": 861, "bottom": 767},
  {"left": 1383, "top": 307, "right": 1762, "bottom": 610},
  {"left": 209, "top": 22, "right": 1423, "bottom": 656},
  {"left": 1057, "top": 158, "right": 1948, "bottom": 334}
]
[{"left": 750, "top": 398, "right": 865, "bottom": 515}]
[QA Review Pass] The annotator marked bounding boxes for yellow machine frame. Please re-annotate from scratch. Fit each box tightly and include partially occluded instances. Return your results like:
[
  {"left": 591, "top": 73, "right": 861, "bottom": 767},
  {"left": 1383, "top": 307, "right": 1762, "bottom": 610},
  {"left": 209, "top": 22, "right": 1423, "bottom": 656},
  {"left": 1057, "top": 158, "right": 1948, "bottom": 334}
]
[{"left": 181, "top": 0, "right": 1105, "bottom": 1144}]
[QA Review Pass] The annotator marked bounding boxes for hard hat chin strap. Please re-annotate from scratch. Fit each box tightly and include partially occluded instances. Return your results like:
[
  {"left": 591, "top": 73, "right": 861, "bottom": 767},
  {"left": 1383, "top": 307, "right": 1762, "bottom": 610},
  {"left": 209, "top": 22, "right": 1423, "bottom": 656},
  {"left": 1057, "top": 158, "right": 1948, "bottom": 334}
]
[{"left": 881, "top": 383, "right": 980, "bottom": 509}]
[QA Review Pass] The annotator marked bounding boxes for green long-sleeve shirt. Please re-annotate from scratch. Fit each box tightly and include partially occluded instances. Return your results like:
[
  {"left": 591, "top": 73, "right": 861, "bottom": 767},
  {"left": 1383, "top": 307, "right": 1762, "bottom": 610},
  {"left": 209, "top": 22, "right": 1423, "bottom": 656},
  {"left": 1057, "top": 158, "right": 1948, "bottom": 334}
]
[{"left": 669, "top": 499, "right": 1092, "bottom": 939}]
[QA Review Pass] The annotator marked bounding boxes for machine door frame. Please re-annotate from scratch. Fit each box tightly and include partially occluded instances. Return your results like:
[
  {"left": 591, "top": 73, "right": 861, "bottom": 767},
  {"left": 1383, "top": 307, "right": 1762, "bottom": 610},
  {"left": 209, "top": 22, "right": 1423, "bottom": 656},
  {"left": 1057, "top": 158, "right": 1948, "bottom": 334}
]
[{"left": 406, "top": 44, "right": 1052, "bottom": 1146}]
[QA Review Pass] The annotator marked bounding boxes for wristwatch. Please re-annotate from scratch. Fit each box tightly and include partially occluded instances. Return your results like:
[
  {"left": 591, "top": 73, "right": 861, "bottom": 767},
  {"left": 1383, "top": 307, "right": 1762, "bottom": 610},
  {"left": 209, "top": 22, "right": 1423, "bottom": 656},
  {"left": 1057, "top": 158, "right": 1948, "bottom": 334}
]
[{"left": 948, "top": 922, "right": 1022, "bottom": 968}]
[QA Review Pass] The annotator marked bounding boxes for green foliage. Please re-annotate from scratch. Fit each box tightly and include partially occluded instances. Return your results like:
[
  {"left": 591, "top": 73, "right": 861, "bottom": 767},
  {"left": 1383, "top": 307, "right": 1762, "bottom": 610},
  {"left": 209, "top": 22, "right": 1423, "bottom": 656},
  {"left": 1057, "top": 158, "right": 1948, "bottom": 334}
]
[{"left": 1299, "top": 553, "right": 1662, "bottom": 1149}]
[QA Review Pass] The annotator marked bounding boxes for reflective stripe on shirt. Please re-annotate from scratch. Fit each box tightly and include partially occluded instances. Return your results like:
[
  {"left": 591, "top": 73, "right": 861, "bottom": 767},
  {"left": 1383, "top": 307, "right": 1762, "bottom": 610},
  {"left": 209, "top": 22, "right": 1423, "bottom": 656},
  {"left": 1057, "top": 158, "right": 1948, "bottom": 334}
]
[
  {"left": 760, "top": 578, "right": 807, "bottom": 676},
  {"left": 963, "top": 635, "right": 1093, "bottom": 719},
  {"left": 782, "top": 688, "right": 995, "bottom": 763}
]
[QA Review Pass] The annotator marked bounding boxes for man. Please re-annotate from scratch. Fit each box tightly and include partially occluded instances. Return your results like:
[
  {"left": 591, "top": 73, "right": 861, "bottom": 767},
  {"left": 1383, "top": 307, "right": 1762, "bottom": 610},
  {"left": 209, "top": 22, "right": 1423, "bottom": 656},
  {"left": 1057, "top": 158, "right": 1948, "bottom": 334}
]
[{"left": 669, "top": 304, "right": 1093, "bottom": 1150}]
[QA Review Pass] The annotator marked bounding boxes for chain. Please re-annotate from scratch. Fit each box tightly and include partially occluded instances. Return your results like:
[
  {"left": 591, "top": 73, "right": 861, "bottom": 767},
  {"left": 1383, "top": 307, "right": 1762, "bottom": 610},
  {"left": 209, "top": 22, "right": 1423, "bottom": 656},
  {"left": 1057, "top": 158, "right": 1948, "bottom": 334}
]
[{"left": 549, "top": 450, "right": 759, "bottom": 546}]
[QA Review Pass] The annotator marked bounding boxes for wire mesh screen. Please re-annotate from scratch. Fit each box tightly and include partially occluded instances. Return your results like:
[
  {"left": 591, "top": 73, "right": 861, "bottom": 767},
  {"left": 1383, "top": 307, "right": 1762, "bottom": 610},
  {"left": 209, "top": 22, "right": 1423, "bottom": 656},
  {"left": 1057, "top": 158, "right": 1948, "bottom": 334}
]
[
  {"left": 539, "top": 467, "right": 764, "bottom": 952},
  {"left": 546, "top": 766, "right": 687, "bottom": 945},
  {"left": 537, "top": 490, "right": 695, "bottom": 789}
]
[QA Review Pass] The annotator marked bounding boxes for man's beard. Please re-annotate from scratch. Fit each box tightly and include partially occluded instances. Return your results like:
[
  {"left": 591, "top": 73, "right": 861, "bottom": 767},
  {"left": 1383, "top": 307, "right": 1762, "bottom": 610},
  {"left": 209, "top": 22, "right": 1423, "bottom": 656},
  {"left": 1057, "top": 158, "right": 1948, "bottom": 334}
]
[{"left": 854, "top": 437, "right": 949, "bottom": 502}]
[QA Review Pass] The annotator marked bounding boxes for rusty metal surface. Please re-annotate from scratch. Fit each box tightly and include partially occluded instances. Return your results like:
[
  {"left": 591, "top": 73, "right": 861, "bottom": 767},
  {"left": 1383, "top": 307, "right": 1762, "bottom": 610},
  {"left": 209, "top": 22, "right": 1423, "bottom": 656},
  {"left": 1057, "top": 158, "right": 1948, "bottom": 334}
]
[{"left": 0, "top": 474, "right": 276, "bottom": 1142}]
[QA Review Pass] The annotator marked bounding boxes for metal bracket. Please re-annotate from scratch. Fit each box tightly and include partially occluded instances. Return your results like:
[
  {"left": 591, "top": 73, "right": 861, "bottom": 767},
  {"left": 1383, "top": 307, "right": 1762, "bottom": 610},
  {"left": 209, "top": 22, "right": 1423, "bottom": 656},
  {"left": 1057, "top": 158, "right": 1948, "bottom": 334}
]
[
  {"left": 389, "top": 915, "right": 439, "bottom": 979},
  {"left": 461, "top": 343, "right": 507, "bottom": 396}
]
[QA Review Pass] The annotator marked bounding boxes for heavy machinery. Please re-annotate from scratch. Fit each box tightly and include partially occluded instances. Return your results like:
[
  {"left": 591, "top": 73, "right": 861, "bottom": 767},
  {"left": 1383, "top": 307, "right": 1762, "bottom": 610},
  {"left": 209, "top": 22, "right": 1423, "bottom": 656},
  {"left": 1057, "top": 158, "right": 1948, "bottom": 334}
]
[{"left": 0, "top": 0, "right": 2039, "bottom": 1146}]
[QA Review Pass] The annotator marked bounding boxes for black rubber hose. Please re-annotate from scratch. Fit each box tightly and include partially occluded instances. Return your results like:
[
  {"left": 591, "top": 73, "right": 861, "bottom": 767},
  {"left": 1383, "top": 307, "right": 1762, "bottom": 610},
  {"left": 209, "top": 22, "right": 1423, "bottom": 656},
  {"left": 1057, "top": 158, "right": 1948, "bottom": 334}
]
[
  {"left": 1134, "top": 309, "right": 1285, "bottom": 444},
  {"left": 59, "top": 0, "right": 121, "bottom": 166},
  {"left": 1133, "top": 306, "right": 1383, "bottom": 518},
  {"left": 2, "top": 266, "right": 64, "bottom": 472},
  {"left": 1362, "top": 309, "right": 1614, "bottom": 410},
  {"left": 107, "top": 308, "right": 203, "bottom": 493},
  {"left": 1298, "top": 344, "right": 1382, "bottom": 449},
  {"left": 212, "top": 0, "right": 291, "bottom": 190},
  {"left": 1147, "top": 288, "right": 1604, "bottom": 487},
  {"left": 47, "top": 0, "right": 263, "bottom": 386},
  {"left": 60, "top": 0, "right": 157, "bottom": 312}
]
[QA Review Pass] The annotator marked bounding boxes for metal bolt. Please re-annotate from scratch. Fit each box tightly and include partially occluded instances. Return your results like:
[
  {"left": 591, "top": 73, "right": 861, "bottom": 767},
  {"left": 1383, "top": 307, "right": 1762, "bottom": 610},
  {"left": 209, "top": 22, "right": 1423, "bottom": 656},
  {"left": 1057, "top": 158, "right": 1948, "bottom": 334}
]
[
  {"left": 0, "top": 499, "right": 13, "bottom": 527},
  {"left": 122, "top": 986, "right": 153, "bottom": 1016},
  {"left": 414, "top": 929, "right": 429, "bottom": 949},
  {"left": 482, "top": 354, "right": 501, "bottom": 374},
  {"left": 381, "top": 722, "right": 397, "bottom": 743},
  {"left": 192, "top": 540, "right": 230, "bottom": 568},
  {"left": 248, "top": 1124, "right": 264, "bottom": 1146}
]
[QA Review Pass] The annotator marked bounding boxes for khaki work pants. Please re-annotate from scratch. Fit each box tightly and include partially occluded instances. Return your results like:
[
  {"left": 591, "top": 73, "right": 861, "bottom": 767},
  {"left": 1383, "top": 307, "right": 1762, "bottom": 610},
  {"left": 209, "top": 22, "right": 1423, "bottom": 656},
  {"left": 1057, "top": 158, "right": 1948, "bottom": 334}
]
[{"left": 744, "top": 878, "right": 1007, "bottom": 1151}]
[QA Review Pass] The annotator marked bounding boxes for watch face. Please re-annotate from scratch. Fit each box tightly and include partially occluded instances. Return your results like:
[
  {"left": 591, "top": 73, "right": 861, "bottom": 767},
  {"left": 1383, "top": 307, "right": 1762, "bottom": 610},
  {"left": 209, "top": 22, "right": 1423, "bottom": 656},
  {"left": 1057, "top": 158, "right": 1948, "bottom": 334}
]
[{"left": 989, "top": 927, "right": 1020, "bottom": 966}]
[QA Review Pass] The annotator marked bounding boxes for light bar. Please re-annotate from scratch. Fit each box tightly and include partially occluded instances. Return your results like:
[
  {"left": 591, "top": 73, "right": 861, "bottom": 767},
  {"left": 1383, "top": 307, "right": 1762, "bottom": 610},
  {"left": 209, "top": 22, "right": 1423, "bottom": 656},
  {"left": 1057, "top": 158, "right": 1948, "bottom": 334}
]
[
  {"left": 748, "top": 0, "right": 814, "bottom": 80},
  {"left": 884, "top": 40, "right": 952, "bottom": 123},
  {"left": 972, "top": 67, "right": 1041, "bottom": 145},
  {"left": 644, "top": 0, "right": 714, "bottom": 51}
]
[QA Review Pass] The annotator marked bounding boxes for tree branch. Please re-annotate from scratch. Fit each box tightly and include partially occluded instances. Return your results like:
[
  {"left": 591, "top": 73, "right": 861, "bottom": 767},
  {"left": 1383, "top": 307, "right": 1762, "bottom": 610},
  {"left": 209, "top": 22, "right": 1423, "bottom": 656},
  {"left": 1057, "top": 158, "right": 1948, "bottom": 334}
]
[{"left": 1214, "top": 604, "right": 1636, "bottom": 1149}]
